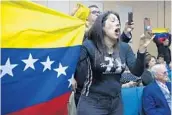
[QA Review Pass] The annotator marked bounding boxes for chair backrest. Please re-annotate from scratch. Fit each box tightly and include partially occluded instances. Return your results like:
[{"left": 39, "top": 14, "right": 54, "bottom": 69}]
[{"left": 122, "top": 87, "right": 144, "bottom": 115}]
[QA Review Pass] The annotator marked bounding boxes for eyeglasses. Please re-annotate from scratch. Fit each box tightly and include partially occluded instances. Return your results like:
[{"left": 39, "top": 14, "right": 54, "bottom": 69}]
[
  {"left": 91, "top": 11, "right": 101, "bottom": 15},
  {"left": 162, "top": 71, "right": 168, "bottom": 75}
]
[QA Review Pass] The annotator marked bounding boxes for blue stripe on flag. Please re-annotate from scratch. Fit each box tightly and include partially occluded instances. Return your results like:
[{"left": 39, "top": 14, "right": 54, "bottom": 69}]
[{"left": 1, "top": 46, "right": 80, "bottom": 114}]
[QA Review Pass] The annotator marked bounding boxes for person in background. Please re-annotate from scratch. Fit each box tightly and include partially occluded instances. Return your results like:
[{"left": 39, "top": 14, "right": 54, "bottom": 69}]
[
  {"left": 141, "top": 54, "right": 157, "bottom": 86},
  {"left": 154, "top": 34, "right": 171, "bottom": 65},
  {"left": 75, "top": 11, "right": 154, "bottom": 115},
  {"left": 157, "top": 54, "right": 166, "bottom": 64},
  {"left": 72, "top": 5, "right": 101, "bottom": 107},
  {"left": 142, "top": 64, "right": 171, "bottom": 115},
  {"left": 84, "top": 5, "right": 100, "bottom": 39}
]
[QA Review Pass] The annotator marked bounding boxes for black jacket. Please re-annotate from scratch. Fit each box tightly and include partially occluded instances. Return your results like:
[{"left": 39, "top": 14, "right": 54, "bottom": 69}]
[
  {"left": 75, "top": 32, "right": 133, "bottom": 93},
  {"left": 75, "top": 40, "right": 145, "bottom": 97},
  {"left": 120, "top": 32, "right": 132, "bottom": 43}
]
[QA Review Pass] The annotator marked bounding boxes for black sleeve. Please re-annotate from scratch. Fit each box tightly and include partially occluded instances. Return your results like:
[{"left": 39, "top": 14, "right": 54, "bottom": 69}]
[
  {"left": 78, "top": 46, "right": 88, "bottom": 62},
  {"left": 126, "top": 45, "right": 145, "bottom": 76},
  {"left": 74, "top": 45, "right": 89, "bottom": 87},
  {"left": 120, "top": 32, "right": 132, "bottom": 43},
  {"left": 157, "top": 45, "right": 165, "bottom": 56},
  {"left": 168, "top": 34, "right": 171, "bottom": 47},
  {"left": 141, "top": 70, "right": 154, "bottom": 86},
  {"left": 157, "top": 45, "right": 171, "bottom": 64},
  {"left": 166, "top": 48, "right": 171, "bottom": 64}
]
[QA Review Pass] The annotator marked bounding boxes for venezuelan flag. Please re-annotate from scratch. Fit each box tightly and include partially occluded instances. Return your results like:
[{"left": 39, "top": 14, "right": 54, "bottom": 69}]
[
  {"left": 1, "top": 1, "right": 89, "bottom": 115},
  {"left": 152, "top": 28, "right": 170, "bottom": 43}
]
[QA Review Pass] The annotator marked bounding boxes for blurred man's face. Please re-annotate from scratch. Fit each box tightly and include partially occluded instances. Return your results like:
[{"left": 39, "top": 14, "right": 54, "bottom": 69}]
[
  {"left": 87, "top": 7, "right": 100, "bottom": 24},
  {"left": 163, "top": 39, "right": 169, "bottom": 46},
  {"left": 156, "top": 65, "right": 168, "bottom": 82}
]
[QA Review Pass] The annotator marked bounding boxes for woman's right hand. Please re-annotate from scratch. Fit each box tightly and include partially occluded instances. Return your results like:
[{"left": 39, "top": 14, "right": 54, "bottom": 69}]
[
  {"left": 122, "top": 81, "right": 138, "bottom": 88},
  {"left": 71, "top": 78, "right": 77, "bottom": 92}
]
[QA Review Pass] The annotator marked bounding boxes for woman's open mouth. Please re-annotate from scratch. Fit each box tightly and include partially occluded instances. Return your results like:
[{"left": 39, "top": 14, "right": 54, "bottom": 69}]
[{"left": 114, "top": 28, "right": 120, "bottom": 35}]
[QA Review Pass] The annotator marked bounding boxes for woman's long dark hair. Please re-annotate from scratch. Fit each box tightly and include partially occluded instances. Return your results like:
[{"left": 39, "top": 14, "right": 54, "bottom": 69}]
[{"left": 88, "top": 11, "right": 121, "bottom": 53}]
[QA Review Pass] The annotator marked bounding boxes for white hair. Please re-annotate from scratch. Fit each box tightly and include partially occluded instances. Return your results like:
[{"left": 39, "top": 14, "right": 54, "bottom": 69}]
[{"left": 151, "top": 64, "right": 165, "bottom": 78}]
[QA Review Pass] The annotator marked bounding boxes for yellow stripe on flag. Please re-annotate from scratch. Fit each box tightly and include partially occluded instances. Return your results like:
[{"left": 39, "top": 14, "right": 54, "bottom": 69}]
[
  {"left": 1, "top": 1, "right": 89, "bottom": 48},
  {"left": 152, "top": 28, "right": 169, "bottom": 33}
]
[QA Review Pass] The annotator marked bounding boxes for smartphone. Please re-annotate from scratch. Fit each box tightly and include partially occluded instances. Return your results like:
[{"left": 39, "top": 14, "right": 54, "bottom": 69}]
[
  {"left": 144, "top": 17, "right": 152, "bottom": 34},
  {"left": 128, "top": 12, "right": 133, "bottom": 25}
]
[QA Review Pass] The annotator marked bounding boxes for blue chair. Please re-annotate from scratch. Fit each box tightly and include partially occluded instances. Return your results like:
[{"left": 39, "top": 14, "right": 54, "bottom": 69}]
[
  {"left": 136, "top": 87, "right": 144, "bottom": 115},
  {"left": 122, "top": 87, "right": 144, "bottom": 115}
]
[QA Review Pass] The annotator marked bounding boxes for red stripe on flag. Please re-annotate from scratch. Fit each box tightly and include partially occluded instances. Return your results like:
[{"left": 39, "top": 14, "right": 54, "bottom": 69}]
[{"left": 8, "top": 92, "right": 71, "bottom": 115}]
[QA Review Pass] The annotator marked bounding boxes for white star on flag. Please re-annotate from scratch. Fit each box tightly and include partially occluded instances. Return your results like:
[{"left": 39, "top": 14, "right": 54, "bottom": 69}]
[
  {"left": 41, "top": 56, "right": 54, "bottom": 72},
  {"left": 68, "top": 74, "right": 74, "bottom": 88},
  {"left": 0, "top": 58, "right": 18, "bottom": 78},
  {"left": 22, "top": 53, "right": 38, "bottom": 71},
  {"left": 54, "top": 63, "right": 68, "bottom": 78}
]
